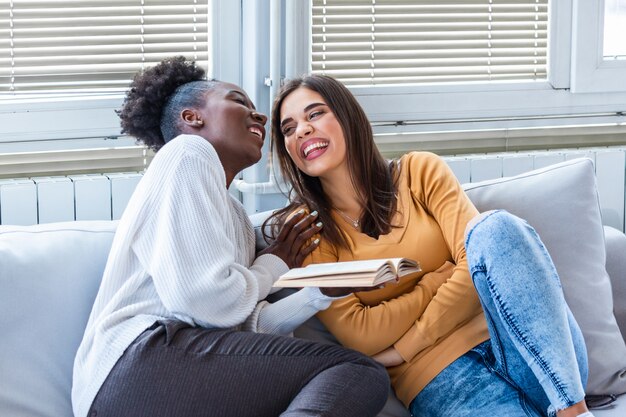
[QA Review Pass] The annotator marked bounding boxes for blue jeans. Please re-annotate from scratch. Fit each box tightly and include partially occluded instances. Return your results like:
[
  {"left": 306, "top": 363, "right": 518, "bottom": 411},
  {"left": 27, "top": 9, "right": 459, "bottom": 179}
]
[{"left": 410, "top": 210, "right": 588, "bottom": 417}]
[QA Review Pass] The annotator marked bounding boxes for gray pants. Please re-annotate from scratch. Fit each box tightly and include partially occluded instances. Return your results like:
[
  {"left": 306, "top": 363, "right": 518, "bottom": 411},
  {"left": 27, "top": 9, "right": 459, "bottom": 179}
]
[{"left": 88, "top": 320, "right": 389, "bottom": 417}]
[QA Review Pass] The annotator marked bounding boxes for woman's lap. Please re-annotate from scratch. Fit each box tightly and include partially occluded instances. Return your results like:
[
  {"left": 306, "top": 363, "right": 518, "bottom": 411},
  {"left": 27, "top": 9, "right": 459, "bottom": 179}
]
[{"left": 89, "top": 319, "right": 389, "bottom": 417}]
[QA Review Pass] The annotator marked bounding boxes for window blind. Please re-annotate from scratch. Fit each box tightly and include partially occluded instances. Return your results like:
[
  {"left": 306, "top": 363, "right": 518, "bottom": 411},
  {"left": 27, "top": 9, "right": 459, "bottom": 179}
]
[
  {"left": 0, "top": 0, "right": 209, "bottom": 94},
  {"left": 311, "top": 0, "right": 548, "bottom": 86}
]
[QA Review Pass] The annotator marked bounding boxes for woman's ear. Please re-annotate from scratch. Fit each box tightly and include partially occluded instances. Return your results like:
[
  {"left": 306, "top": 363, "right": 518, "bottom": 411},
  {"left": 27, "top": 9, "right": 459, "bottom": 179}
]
[{"left": 181, "top": 109, "right": 205, "bottom": 128}]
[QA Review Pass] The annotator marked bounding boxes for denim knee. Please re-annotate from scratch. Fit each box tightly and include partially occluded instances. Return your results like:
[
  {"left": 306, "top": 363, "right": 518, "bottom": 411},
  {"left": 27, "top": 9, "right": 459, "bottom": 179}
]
[{"left": 465, "top": 209, "right": 528, "bottom": 250}]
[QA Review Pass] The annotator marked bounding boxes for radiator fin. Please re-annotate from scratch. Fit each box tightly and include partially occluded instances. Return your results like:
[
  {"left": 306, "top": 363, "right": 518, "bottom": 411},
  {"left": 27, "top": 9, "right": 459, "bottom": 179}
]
[
  {"left": 34, "top": 177, "right": 74, "bottom": 224},
  {"left": 0, "top": 178, "right": 38, "bottom": 225}
]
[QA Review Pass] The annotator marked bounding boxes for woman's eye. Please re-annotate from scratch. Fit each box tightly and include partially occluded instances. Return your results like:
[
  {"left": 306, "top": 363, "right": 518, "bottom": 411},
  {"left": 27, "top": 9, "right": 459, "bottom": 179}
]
[
  {"left": 309, "top": 110, "right": 323, "bottom": 119},
  {"left": 282, "top": 126, "right": 295, "bottom": 136},
  {"left": 234, "top": 98, "right": 246, "bottom": 105}
]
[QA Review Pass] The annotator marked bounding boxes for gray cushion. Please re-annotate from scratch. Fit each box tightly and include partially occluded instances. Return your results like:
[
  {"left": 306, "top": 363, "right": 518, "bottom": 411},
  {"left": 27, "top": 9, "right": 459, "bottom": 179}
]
[
  {"left": 0, "top": 221, "right": 117, "bottom": 417},
  {"left": 463, "top": 158, "right": 626, "bottom": 395},
  {"left": 604, "top": 225, "right": 626, "bottom": 339}
]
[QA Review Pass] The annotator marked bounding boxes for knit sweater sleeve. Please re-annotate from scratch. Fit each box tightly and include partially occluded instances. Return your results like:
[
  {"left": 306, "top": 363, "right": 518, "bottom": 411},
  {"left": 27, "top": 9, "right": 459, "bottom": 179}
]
[
  {"left": 243, "top": 287, "right": 338, "bottom": 335},
  {"left": 393, "top": 152, "right": 480, "bottom": 361},
  {"left": 130, "top": 138, "right": 277, "bottom": 329}
]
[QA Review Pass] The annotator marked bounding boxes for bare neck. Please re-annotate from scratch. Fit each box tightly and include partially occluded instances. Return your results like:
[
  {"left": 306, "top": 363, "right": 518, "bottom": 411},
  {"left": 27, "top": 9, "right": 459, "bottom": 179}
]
[{"left": 319, "top": 166, "right": 363, "bottom": 217}]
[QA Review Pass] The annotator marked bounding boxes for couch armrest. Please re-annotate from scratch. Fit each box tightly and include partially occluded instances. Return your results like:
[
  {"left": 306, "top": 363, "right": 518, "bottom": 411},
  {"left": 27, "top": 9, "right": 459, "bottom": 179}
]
[{"left": 604, "top": 225, "right": 626, "bottom": 340}]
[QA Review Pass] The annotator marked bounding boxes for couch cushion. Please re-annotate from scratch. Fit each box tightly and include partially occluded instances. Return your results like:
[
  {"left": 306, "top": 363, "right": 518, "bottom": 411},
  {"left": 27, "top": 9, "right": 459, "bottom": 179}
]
[
  {"left": 604, "top": 225, "right": 626, "bottom": 339},
  {"left": 0, "top": 221, "right": 117, "bottom": 417},
  {"left": 463, "top": 158, "right": 626, "bottom": 395}
]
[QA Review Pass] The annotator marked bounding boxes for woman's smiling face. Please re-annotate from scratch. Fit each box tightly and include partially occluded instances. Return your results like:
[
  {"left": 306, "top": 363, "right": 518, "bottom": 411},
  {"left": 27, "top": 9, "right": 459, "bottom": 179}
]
[
  {"left": 278, "top": 87, "right": 347, "bottom": 179},
  {"left": 194, "top": 82, "right": 267, "bottom": 177}
]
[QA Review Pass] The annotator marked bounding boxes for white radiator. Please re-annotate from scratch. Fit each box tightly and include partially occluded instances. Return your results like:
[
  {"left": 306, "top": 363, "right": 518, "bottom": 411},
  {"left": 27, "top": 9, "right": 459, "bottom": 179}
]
[
  {"left": 444, "top": 147, "right": 626, "bottom": 232},
  {"left": 0, "top": 172, "right": 143, "bottom": 226},
  {"left": 0, "top": 147, "right": 624, "bottom": 232}
]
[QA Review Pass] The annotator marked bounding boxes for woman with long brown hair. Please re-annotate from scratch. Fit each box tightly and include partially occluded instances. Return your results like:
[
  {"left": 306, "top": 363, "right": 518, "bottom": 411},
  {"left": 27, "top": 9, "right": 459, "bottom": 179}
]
[{"left": 268, "top": 74, "right": 593, "bottom": 417}]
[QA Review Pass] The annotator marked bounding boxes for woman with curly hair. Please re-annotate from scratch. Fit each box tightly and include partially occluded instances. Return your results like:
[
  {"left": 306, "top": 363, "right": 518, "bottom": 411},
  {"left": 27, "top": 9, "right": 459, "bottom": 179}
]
[{"left": 71, "top": 57, "right": 390, "bottom": 417}]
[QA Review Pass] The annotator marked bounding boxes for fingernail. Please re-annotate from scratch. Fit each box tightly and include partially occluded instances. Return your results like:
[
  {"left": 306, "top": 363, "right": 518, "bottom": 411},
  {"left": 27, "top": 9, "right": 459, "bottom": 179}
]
[
  {"left": 297, "top": 209, "right": 305, "bottom": 214},
  {"left": 313, "top": 238, "right": 320, "bottom": 245},
  {"left": 316, "top": 222, "right": 323, "bottom": 227},
  {"left": 310, "top": 210, "right": 318, "bottom": 217}
]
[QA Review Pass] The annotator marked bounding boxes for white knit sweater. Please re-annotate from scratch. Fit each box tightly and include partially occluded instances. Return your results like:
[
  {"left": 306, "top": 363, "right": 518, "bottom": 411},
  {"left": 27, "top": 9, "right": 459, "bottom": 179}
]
[{"left": 72, "top": 135, "right": 334, "bottom": 417}]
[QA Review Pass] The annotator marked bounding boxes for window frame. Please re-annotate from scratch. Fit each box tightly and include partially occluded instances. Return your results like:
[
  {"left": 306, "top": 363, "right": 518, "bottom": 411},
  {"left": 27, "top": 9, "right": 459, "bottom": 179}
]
[
  {"left": 286, "top": 0, "right": 626, "bottom": 130},
  {"left": 0, "top": 0, "right": 241, "bottom": 150},
  {"left": 571, "top": 0, "right": 626, "bottom": 93}
]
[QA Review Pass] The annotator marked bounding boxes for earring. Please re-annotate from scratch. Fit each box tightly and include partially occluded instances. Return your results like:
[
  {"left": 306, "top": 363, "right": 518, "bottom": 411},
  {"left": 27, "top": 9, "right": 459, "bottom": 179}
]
[{"left": 195, "top": 119, "right": 204, "bottom": 127}]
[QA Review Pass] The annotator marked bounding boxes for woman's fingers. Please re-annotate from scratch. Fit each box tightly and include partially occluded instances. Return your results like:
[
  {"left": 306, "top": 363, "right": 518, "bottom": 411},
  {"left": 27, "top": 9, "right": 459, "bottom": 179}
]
[
  {"left": 284, "top": 212, "right": 322, "bottom": 266},
  {"left": 262, "top": 209, "right": 322, "bottom": 268},
  {"left": 274, "top": 209, "right": 307, "bottom": 243},
  {"left": 294, "top": 236, "right": 320, "bottom": 266},
  {"left": 280, "top": 211, "right": 319, "bottom": 250}
]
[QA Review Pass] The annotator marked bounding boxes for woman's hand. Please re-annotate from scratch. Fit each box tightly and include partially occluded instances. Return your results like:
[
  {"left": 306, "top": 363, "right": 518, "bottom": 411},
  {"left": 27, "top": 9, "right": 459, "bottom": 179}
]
[
  {"left": 371, "top": 346, "right": 404, "bottom": 367},
  {"left": 258, "top": 210, "right": 322, "bottom": 268}
]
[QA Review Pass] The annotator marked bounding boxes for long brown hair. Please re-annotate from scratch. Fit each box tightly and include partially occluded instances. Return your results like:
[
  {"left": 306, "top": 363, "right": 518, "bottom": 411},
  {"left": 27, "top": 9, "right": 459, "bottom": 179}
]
[{"left": 266, "top": 74, "right": 397, "bottom": 249}]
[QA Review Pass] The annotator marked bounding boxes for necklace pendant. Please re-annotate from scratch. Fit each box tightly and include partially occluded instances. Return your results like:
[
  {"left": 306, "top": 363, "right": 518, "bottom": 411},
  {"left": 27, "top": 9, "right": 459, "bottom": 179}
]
[{"left": 336, "top": 208, "right": 361, "bottom": 229}]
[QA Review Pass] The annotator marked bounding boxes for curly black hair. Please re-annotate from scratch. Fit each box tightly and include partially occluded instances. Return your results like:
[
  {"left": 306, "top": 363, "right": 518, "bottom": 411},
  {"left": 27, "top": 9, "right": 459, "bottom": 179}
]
[{"left": 117, "top": 56, "right": 212, "bottom": 152}]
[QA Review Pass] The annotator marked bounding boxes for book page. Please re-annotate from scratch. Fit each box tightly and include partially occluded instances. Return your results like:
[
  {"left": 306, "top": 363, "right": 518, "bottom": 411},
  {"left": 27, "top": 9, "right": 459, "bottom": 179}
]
[
  {"left": 396, "top": 258, "right": 421, "bottom": 277},
  {"left": 279, "top": 258, "right": 396, "bottom": 280},
  {"left": 275, "top": 258, "right": 420, "bottom": 288}
]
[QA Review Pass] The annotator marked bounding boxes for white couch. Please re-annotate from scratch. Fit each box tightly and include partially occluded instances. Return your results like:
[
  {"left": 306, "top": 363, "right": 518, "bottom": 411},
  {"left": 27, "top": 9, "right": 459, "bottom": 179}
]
[{"left": 1, "top": 158, "right": 625, "bottom": 417}]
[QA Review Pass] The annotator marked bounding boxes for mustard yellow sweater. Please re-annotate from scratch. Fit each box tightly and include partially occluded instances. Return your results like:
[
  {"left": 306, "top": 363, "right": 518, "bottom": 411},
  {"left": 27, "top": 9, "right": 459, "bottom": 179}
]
[{"left": 307, "top": 152, "right": 489, "bottom": 407}]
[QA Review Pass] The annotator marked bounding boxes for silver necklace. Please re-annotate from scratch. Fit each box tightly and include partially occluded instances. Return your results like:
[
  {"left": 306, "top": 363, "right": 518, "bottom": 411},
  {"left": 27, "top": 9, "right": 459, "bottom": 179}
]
[{"left": 336, "top": 209, "right": 361, "bottom": 229}]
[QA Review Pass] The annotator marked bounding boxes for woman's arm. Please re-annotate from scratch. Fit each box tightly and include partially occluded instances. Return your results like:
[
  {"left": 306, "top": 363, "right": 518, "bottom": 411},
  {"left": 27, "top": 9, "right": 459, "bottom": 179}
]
[
  {"left": 316, "top": 262, "right": 452, "bottom": 356},
  {"left": 310, "top": 153, "right": 479, "bottom": 359},
  {"left": 131, "top": 148, "right": 286, "bottom": 328},
  {"left": 247, "top": 210, "right": 377, "bottom": 336},
  {"left": 245, "top": 287, "right": 337, "bottom": 335},
  {"left": 392, "top": 152, "right": 481, "bottom": 362}
]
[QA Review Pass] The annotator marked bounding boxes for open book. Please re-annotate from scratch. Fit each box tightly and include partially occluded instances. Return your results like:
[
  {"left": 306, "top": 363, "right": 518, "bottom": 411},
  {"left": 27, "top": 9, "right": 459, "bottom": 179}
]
[{"left": 274, "top": 258, "right": 421, "bottom": 288}]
